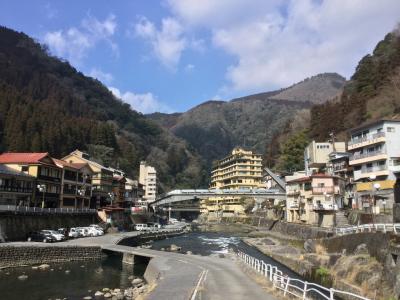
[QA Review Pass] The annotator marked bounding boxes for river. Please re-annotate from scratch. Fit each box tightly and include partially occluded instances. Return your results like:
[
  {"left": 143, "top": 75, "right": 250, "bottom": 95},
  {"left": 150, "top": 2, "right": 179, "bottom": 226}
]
[{"left": 0, "top": 231, "right": 308, "bottom": 300}]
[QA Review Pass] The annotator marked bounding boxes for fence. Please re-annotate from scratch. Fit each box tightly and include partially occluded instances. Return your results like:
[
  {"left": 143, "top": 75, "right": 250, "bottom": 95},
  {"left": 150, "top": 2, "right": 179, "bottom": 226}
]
[
  {"left": 237, "top": 250, "right": 370, "bottom": 300},
  {"left": 335, "top": 223, "right": 400, "bottom": 235},
  {"left": 0, "top": 205, "right": 96, "bottom": 214}
]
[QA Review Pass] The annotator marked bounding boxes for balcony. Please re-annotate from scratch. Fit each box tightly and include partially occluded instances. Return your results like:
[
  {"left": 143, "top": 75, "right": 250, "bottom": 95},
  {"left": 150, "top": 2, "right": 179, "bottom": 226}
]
[
  {"left": 313, "top": 203, "right": 338, "bottom": 211},
  {"left": 288, "top": 201, "right": 299, "bottom": 209},
  {"left": 312, "top": 186, "right": 335, "bottom": 194},
  {"left": 348, "top": 132, "right": 386, "bottom": 150},
  {"left": 0, "top": 185, "right": 33, "bottom": 193},
  {"left": 287, "top": 190, "right": 300, "bottom": 196},
  {"left": 37, "top": 174, "right": 61, "bottom": 183},
  {"left": 349, "top": 149, "right": 387, "bottom": 165}
]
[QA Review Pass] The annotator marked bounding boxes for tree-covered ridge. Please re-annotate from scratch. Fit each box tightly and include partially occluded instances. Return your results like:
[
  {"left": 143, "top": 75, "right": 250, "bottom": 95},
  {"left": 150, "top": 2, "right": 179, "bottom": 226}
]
[
  {"left": 0, "top": 26, "right": 207, "bottom": 191},
  {"left": 310, "top": 30, "right": 400, "bottom": 140}
]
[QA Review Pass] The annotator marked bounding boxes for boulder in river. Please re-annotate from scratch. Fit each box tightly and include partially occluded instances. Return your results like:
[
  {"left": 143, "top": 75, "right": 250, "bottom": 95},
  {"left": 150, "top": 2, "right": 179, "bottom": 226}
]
[
  {"left": 94, "top": 291, "right": 104, "bottom": 297},
  {"left": 132, "top": 278, "right": 143, "bottom": 286},
  {"left": 17, "top": 274, "right": 28, "bottom": 280},
  {"left": 38, "top": 264, "right": 50, "bottom": 270},
  {"left": 103, "top": 292, "right": 112, "bottom": 298},
  {"left": 169, "top": 244, "right": 181, "bottom": 252},
  {"left": 83, "top": 296, "right": 92, "bottom": 300}
]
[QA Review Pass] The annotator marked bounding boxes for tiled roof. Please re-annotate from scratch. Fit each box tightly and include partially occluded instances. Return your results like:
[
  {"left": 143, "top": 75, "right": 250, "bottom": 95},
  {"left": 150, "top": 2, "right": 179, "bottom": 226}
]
[
  {"left": 0, "top": 152, "right": 49, "bottom": 164},
  {"left": 52, "top": 158, "right": 88, "bottom": 170}
]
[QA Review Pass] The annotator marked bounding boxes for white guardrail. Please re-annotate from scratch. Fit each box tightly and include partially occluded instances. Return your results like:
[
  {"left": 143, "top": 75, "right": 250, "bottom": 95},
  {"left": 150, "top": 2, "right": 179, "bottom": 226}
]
[
  {"left": 335, "top": 223, "right": 400, "bottom": 235},
  {"left": 237, "top": 251, "right": 370, "bottom": 300},
  {"left": 0, "top": 205, "right": 96, "bottom": 214}
]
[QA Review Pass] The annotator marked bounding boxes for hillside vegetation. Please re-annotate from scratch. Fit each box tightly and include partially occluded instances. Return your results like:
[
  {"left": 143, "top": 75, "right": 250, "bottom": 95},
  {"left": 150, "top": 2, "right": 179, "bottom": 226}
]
[
  {"left": 0, "top": 26, "right": 207, "bottom": 191},
  {"left": 149, "top": 73, "right": 345, "bottom": 170}
]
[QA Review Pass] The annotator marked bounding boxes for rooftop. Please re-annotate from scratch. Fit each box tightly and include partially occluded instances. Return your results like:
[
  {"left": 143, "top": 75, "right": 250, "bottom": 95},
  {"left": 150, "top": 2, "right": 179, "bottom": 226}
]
[{"left": 0, "top": 152, "right": 50, "bottom": 164}]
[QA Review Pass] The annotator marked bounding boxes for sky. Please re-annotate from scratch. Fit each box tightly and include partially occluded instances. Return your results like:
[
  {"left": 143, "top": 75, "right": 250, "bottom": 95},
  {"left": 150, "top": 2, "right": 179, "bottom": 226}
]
[{"left": 1, "top": 1, "right": 400, "bottom": 114}]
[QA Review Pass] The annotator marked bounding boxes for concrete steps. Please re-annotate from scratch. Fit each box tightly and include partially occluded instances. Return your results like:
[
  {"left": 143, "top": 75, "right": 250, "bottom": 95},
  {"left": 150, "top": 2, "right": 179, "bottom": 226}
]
[{"left": 336, "top": 211, "right": 350, "bottom": 227}]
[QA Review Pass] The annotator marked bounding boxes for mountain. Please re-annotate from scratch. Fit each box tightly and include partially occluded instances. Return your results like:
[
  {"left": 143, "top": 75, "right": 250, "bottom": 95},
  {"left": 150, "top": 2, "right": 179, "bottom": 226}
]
[
  {"left": 148, "top": 73, "right": 345, "bottom": 169},
  {"left": 310, "top": 28, "right": 400, "bottom": 141},
  {"left": 0, "top": 26, "right": 207, "bottom": 192}
]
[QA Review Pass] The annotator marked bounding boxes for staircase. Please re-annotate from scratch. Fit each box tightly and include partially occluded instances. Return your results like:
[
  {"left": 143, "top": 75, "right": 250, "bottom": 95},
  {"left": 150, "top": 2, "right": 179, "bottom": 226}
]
[{"left": 335, "top": 210, "right": 350, "bottom": 227}]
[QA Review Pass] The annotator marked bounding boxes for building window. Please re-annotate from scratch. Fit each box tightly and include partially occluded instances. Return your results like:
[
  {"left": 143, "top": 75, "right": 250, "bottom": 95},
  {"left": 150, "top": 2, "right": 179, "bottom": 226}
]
[{"left": 387, "top": 127, "right": 395, "bottom": 132}]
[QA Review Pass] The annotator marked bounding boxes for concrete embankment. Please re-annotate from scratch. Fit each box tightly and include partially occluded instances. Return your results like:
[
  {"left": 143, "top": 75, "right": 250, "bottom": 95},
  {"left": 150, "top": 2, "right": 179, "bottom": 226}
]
[{"left": 0, "top": 245, "right": 103, "bottom": 268}]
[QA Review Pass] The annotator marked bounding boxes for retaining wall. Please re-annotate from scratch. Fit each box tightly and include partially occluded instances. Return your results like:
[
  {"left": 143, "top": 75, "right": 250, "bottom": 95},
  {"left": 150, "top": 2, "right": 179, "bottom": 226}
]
[
  {"left": 0, "top": 245, "right": 103, "bottom": 268},
  {"left": 0, "top": 213, "right": 97, "bottom": 241}
]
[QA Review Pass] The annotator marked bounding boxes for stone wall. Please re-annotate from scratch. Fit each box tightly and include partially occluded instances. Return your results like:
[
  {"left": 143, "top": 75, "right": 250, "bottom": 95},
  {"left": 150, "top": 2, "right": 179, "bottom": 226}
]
[
  {"left": 318, "top": 232, "right": 391, "bottom": 262},
  {"left": 269, "top": 221, "right": 333, "bottom": 239},
  {"left": 0, "top": 213, "right": 97, "bottom": 241},
  {"left": 0, "top": 245, "right": 103, "bottom": 268}
]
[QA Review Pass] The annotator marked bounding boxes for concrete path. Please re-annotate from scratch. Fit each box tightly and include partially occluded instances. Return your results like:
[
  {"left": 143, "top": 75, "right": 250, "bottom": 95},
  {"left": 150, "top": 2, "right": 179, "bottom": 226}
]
[{"left": 2, "top": 228, "right": 278, "bottom": 300}]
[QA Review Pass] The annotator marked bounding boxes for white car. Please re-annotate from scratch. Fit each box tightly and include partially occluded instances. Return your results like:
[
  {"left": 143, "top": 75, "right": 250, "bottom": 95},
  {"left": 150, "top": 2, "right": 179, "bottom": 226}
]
[
  {"left": 41, "top": 230, "right": 65, "bottom": 241},
  {"left": 88, "top": 224, "right": 104, "bottom": 235},
  {"left": 86, "top": 227, "right": 102, "bottom": 236},
  {"left": 76, "top": 227, "right": 89, "bottom": 237},
  {"left": 68, "top": 228, "right": 79, "bottom": 238},
  {"left": 135, "top": 224, "right": 149, "bottom": 231}
]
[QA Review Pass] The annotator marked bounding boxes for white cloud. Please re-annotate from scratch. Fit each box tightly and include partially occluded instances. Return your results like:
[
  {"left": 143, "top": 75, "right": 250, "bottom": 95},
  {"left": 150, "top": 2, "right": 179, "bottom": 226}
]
[
  {"left": 166, "top": 0, "right": 400, "bottom": 93},
  {"left": 108, "top": 87, "right": 171, "bottom": 114},
  {"left": 89, "top": 68, "right": 114, "bottom": 84},
  {"left": 43, "top": 14, "right": 118, "bottom": 65},
  {"left": 134, "top": 16, "right": 187, "bottom": 69},
  {"left": 44, "top": 3, "right": 58, "bottom": 19}
]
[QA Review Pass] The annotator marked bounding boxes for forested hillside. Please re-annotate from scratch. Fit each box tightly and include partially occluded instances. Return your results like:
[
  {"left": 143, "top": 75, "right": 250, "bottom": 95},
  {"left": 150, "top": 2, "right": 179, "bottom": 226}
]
[
  {"left": 0, "top": 26, "right": 207, "bottom": 191},
  {"left": 310, "top": 30, "right": 400, "bottom": 140},
  {"left": 149, "top": 73, "right": 345, "bottom": 170}
]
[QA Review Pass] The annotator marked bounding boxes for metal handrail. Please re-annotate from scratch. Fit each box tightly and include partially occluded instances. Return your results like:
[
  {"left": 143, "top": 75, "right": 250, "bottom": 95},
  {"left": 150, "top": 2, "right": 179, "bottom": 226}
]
[
  {"left": 335, "top": 223, "right": 400, "bottom": 235},
  {"left": 237, "top": 250, "right": 370, "bottom": 300}
]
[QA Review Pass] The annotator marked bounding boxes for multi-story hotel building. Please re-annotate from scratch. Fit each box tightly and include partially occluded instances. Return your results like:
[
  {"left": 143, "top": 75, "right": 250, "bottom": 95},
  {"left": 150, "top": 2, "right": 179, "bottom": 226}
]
[
  {"left": 204, "top": 148, "right": 265, "bottom": 218},
  {"left": 139, "top": 161, "right": 157, "bottom": 203},
  {"left": 0, "top": 153, "right": 62, "bottom": 208},
  {"left": 210, "top": 147, "right": 263, "bottom": 190},
  {"left": 63, "top": 150, "right": 113, "bottom": 208},
  {"left": 348, "top": 119, "right": 400, "bottom": 211}
]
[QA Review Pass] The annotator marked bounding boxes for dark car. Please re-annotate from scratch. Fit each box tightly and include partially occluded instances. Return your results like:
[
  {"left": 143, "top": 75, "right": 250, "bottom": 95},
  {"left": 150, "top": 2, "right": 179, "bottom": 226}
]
[{"left": 26, "top": 231, "right": 56, "bottom": 243}]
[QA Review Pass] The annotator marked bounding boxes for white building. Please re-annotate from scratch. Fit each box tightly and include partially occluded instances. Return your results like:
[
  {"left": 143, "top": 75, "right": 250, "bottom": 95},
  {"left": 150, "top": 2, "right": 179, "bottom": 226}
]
[
  {"left": 139, "top": 161, "right": 157, "bottom": 203},
  {"left": 348, "top": 119, "right": 400, "bottom": 211}
]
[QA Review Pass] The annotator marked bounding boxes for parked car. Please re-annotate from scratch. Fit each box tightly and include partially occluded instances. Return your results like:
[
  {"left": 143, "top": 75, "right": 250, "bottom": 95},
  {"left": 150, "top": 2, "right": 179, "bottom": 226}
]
[
  {"left": 86, "top": 227, "right": 103, "bottom": 237},
  {"left": 89, "top": 224, "right": 105, "bottom": 235},
  {"left": 57, "top": 228, "right": 69, "bottom": 237},
  {"left": 27, "top": 232, "right": 56, "bottom": 243},
  {"left": 147, "top": 223, "right": 162, "bottom": 230},
  {"left": 169, "top": 218, "right": 179, "bottom": 224},
  {"left": 68, "top": 228, "right": 80, "bottom": 238},
  {"left": 41, "top": 230, "right": 66, "bottom": 242},
  {"left": 76, "top": 227, "right": 89, "bottom": 237},
  {"left": 135, "top": 223, "right": 149, "bottom": 231}
]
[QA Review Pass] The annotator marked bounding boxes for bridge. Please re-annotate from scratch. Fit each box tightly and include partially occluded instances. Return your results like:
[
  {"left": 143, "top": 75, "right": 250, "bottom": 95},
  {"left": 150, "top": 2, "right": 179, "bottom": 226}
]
[{"left": 151, "top": 188, "right": 286, "bottom": 211}]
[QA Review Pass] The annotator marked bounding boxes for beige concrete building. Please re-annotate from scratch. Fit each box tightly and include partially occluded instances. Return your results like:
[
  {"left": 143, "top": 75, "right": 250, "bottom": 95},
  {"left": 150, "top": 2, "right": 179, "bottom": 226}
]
[
  {"left": 139, "top": 161, "right": 157, "bottom": 203},
  {"left": 286, "top": 174, "right": 345, "bottom": 227},
  {"left": 210, "top": 147, "right": 263, "bottom": 190},
  {"left": 203, "top": 148, "right": 265, "bottom": 218},
  {"left": 304, "top": 141, "right": 346, "bottom": 175}
]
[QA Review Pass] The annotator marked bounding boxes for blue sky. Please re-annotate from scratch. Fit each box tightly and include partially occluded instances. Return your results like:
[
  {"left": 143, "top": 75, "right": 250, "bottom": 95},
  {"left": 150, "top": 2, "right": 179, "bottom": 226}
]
[{"left": 1, "top": 1, "right": 400, "bottom": 113}]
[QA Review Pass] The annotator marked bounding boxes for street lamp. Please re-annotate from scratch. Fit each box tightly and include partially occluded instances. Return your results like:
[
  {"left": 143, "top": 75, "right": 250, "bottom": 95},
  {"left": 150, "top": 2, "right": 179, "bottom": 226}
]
[
  {"left": 37, "top": 184, "right": 46, "bottom": 208},
  {"left": 108, "top": 192, "right": 114, "bottom": 206}
]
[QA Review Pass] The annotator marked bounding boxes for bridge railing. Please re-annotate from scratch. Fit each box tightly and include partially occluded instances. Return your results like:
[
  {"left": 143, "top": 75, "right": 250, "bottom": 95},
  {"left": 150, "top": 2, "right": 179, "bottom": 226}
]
[
  {"left": 335, "top": 223, "right": 400, "bottom": 235},
  {"left": 0, "top": 205, "right": 96, "bottom": 214},
  {"left": 237, "top": 251, "right": 370, "bottom": 300}
]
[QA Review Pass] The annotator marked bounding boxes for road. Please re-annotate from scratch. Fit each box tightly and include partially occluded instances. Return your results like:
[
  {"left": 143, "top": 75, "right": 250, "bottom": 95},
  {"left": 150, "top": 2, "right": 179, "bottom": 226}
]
[{"left": 2, "top": 225, "right": 277, "bottom": 300}]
